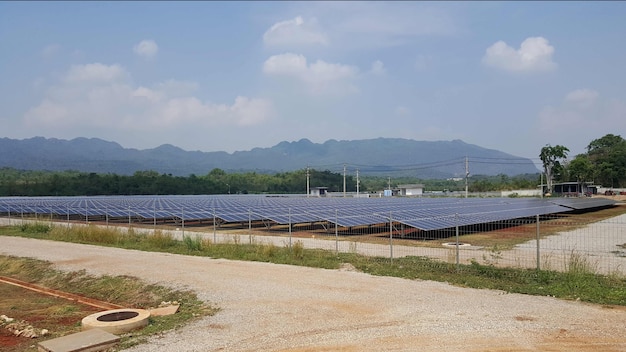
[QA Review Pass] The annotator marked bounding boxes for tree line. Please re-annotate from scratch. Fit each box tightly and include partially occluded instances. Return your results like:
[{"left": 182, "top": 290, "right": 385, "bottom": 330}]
[
  {"left": 0, "top": 168, "right": 360, "bottom": 196},
  {"left": 540, "top": 134, "right": 626, "bottom": 192},
  {"left": 0, "top": 166, "right": 540, "bottom": 197}
]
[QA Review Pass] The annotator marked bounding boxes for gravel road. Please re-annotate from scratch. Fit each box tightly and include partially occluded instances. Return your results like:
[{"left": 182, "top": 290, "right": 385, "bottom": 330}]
[{"left": 1, "top": 236, "right": 625, "bottom": 352}]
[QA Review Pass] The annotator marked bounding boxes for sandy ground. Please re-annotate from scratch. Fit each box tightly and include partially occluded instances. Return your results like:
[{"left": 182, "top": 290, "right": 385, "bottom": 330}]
[{"left": 1, "top": 236, "right": 625, "bottom": 352}]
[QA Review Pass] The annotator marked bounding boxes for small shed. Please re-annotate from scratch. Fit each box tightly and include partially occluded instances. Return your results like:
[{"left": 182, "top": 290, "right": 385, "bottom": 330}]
[
  {"left": 310, "top": 187, "right": 329, "bottom": 197},
  {"left": 397, "top": 184, "right": 424, "bottom": 196},
  {"left": 544, "top": 182, "right": 597, "bottom": 196}
]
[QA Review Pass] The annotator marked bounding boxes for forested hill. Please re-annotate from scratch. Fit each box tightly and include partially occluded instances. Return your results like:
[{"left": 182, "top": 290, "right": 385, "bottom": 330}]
[{"left": 0, "top": 137, "right": 538, "bottom": 178}]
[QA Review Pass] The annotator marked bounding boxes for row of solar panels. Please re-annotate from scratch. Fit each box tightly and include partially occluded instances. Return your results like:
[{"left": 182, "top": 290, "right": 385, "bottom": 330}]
[{"left": 0, "top": 195, "right": 615, "bottom": 231}]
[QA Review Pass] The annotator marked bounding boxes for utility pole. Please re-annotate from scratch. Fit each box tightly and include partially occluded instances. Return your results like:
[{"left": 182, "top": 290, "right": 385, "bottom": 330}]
[
  {"left": 388, "top": 176, "right": 391, "bottom": 191},
  {"left": 306, "top": 166, "right": 310, "bottom": 198},
  {"left": 465, "top": 156, "right": 469, "bottom": 199},
  {"left": 343, "top": 164, "right": 346, "bottom": 198},
  {"left": 356, "top": 168, "right": 360, "bottom": 197}
]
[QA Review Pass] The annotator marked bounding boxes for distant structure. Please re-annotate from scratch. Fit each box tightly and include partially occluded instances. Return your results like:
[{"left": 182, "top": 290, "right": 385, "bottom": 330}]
[
  {"left": 396, "top": 184, "right": 424, "bottom": 196},
  {"left": 542, "top": 182, "right": 598, "bottom": 197},
  {"left": 310, "top": 187, "right": 329, "bottom": 197}
]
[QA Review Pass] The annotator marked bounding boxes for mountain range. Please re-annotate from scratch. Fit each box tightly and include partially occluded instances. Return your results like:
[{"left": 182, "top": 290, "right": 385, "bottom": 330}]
[{"left": 0, "top": 137, "right": 539, "bottom": 178}]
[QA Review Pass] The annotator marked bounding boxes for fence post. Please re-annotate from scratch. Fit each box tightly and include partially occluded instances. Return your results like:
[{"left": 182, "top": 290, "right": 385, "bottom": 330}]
[
  {"left": 536, "top": 214, "right": 540, "bottom": 271},
  {"left": 389, "top": 211, "right": 393, "bottom": 264},
  {"left": 455, "top": 213, "right": 460, "bottom": 272},
  {"left": 289, "top": 208, "right": 292, "bottom": 249},
  {"left": 213, "top": 208, "right": 216, "bottom": 243},
  {"left": 335, "top": 209, "right": 339, "bottom": 255},
  {"left": 248, "top": 208, "right": 252, "bottom": 244}
]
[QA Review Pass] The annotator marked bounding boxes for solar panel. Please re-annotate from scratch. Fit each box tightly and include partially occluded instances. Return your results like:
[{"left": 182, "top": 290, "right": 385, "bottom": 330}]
[
  {"left": 0, "top": 195, "right": 614, "bottom": 232},
  {"left": 548, "top": 197, "right": 616, "bottom": 210},
  {"left": 388, "top": 199, "right": 570, "bottom": 231}
]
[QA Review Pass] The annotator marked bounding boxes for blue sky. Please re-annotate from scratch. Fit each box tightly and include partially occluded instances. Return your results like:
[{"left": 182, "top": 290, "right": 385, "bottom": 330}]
[{"left": 1, "top": 1, "right": 625, "bottom": 162}]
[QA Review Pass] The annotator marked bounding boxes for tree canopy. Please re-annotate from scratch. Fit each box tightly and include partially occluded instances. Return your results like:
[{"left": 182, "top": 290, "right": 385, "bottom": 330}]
[
  {"left": 585, "top": 134, "right": 626, "bottom": 188},
  {"left": 546, "top": 134, "right": 626, "bottom": 189},
  {"left": 539, "top": 144, "right": 569, "bottom": 194}
]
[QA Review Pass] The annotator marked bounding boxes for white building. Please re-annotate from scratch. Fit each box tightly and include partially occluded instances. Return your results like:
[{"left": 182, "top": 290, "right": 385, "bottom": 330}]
[
  {"left": 309, "top": 187, "right": 329, "bottom": 197},
  {"left": 396, "top": 184, "right": 424, "bottom": 196}
]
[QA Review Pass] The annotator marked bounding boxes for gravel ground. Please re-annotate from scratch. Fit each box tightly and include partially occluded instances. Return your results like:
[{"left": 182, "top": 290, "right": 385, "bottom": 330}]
[{"left": 1, "top": 236, "right": 625, "bottom": 352}]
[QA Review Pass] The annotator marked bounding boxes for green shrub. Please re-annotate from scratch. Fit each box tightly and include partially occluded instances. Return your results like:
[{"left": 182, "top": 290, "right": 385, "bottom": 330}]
[
  {"left": 20, "top": 222, "right": 52, "bottom": 234},
  {"left": 146, "top": 231, "right": 177, "bottom": 249},
  {"left": 292, "top": 240, "right": 304, "bottom": 259},
  {"left": 183, "top": 235, "right": 203, "bottom": 252}
]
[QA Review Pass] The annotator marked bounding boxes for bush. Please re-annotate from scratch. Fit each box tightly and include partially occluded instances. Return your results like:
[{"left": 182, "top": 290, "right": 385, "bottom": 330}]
[
  {"left": 20, "top": 222, "right": 52, "bottom": 234},
  {"left": 183, "top": 235, "right": 203, "bottom": 252},
  {"left": 146, "top": 231, "right": 177, "bottom": 249},
  {"left": 292, "top": 240, "right": 304, "bottom": 259}
]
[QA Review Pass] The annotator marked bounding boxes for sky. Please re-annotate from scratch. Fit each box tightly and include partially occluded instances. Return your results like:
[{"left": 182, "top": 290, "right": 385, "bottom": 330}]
[{"left": 1, "top": 1, "right": 625, "bottom": 163}]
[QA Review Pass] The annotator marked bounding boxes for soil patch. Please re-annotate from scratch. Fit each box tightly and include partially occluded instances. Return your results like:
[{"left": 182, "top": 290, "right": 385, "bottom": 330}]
[{"left": 0, "top": 282, "right": 102, "bottom": 352}]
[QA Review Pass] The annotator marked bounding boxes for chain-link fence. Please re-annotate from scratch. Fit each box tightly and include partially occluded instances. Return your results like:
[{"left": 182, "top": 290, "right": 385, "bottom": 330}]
[{"left": 2, "top": 203, "right": 625, "bottom": 276}]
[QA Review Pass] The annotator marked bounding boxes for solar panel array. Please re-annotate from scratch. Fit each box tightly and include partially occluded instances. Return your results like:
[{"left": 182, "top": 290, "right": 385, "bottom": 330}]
[
  {"left": 0, "top": 195, "right": 614, "bottom": 232},
  {"left": 548, "top": 197, "right": 616, "bottom": 210}
]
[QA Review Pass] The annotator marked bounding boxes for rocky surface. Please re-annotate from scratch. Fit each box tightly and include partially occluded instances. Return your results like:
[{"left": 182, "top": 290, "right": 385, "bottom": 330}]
[{"left": 1, "top": 315, "right": 48, "bottom": 339}]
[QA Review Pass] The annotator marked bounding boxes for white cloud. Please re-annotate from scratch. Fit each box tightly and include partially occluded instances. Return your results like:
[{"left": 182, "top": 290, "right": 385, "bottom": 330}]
[
  {"left": 539, "top": 89, "right": 600, "bottom": 130},
  {"left": 65, "top": 63, "right": 128, "bottom": 83},
  {"left": 155, "top": 80, "right": 199, "bottom": 98},
  {"left": 394, "top": 106, "right": 410, "bottom": 116},
  {"left": 263, "top": 16, "right": 328, "bottom": 46},
  {"left": 132, "top": 86, "right": 163, "bottom": 102},
  {"left": 230, "top": 96, "right": 275, "bottom": 126},
  {"left": 483, "top": 37, "right": 557, "bottom": 72},
  {"left": 565, "top": 89, "right": 599, "bottom": 108},
  {"left": 263, "top": 53, "right": 308, "bottom": 77},
  {"left": 154, "top": 96, "right": 272, "bottom": 127},
  {"left": 337, "top": 4, "right": 454, "bottom": 37},
  {"left": 263, "top": 53, "right": 359, "bottom": 95},
  {"left": 537, "top": 89, "right": 626, "bottom": 154},
  {"left": 290, "top": 2, "right": 458, "bottom": 50},
  {"left": 370, "top": 60, "right": 386, "bottom": 76},
  {"left": 24, "top": 63, "right": 273, "bottom": 133},
  {"left": 41, "top": 44, "right": 61, "bottom": 59},
  {"left": 133, "top": 40, "right": 159, "bottom": 58}
]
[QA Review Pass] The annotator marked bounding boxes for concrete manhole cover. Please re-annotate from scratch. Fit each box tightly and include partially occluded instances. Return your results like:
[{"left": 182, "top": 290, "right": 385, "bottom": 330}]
[
  {"left": 442, "top": 242, "right": 472, "bottom": 248},
  {"left": 82, "top": 308, "right": 150, "bottom": 334}
]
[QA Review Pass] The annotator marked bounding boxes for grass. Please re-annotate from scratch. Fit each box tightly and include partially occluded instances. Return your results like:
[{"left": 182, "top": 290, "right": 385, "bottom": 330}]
[
  {"left": 0, "top": 254, "right": 216, "bottom": 350},
  {"left": 347, "top": 255, "right": 625, "bottom": 305},
  {"left": 2, "top": 221, "right": 625, "bottom": 307}
]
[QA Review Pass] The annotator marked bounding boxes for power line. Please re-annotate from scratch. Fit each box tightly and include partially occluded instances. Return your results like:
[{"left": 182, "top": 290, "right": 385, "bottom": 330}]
[{"left": 301, "top": 156, "right": 541, "bottom": 175}]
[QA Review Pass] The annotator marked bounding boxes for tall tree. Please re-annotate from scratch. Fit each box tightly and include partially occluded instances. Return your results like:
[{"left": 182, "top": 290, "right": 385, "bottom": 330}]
[
  {"left": 539, "top": 144, "right": 569, "bottom": 194},
  {"left": 586, "top": 134, "right": 626, "bottom": 188},
  {"left": 567, "top": 154, "right": 594, "bottom": 184}
]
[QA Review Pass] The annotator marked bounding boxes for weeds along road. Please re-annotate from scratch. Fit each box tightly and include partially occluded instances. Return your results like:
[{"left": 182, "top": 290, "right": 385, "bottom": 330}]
[
  {"left": 2, "top": 216, "right": 625, "bottom": 276},
  {"left": 1, "top": 236, "right": 625, "bottom": 352}
]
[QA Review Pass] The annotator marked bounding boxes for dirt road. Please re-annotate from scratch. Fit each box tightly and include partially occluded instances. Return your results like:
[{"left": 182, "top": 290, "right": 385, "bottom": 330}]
[{"left": 1, "top": 236, "right": 624, "bottom": 351}]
